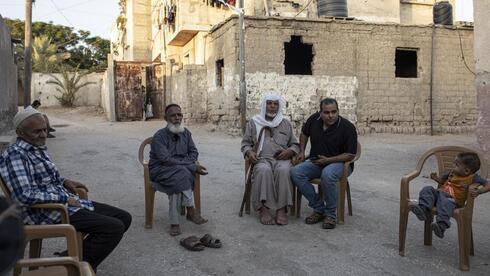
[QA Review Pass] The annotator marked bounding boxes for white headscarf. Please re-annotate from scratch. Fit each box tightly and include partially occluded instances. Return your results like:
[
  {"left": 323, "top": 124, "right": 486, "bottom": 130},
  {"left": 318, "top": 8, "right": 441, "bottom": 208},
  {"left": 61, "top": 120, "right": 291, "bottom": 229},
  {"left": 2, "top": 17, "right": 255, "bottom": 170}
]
[{"left": 252, "top": 94, "right": 286, "bottom": 153}]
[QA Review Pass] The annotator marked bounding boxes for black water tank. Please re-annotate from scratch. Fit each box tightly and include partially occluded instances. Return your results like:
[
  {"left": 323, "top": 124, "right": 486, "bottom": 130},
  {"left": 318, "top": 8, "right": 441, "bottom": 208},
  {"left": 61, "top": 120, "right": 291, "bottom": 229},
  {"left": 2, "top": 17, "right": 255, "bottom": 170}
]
[
  {"left": 433, "top": 1, "right": 453, "bottom": 25},
  {"left": 317, "top": 0, "right": 348, "bottom": 17}
]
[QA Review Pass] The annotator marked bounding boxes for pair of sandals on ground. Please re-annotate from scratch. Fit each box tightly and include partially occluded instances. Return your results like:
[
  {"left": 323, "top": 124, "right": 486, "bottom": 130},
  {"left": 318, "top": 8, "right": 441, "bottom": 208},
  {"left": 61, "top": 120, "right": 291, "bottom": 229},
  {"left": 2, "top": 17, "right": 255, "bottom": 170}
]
[{"left": 180, "top": 234, "right": 222, "bottom": 251}]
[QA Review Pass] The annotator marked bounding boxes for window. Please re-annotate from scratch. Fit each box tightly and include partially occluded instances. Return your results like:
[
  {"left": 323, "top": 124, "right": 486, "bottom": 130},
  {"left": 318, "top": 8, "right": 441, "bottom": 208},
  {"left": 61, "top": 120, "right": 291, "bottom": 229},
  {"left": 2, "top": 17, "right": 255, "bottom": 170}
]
[
  {"left": 395, "top": 48, "right": 418, "bottom": 78},
  {"left": 216, "top": 59, "right": 224, "bottom": 87},
  {"left": 284, "top": 36, "right": 313, "bottom": 75}
]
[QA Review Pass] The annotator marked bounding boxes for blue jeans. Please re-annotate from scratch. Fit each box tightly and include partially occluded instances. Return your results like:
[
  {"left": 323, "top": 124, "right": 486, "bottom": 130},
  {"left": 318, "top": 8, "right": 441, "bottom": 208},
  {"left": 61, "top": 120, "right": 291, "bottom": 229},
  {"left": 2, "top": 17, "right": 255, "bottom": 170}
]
[
  {"left": 418, "top": 186, "right": 456, "bottom": 228},
  {"left": 290, "top": 161, "right": 352, "bottom": 220}
]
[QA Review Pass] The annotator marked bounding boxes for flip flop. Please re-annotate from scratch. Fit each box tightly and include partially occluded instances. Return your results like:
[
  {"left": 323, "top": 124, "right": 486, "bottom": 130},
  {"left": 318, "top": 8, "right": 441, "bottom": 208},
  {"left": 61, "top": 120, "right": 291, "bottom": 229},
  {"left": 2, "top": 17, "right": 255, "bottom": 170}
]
[
  {"left": 180, "top": 236, "right": 205, "bottom": 251},
  {"left": 199, "top": 234, "right": 222, "bottom": 248}
]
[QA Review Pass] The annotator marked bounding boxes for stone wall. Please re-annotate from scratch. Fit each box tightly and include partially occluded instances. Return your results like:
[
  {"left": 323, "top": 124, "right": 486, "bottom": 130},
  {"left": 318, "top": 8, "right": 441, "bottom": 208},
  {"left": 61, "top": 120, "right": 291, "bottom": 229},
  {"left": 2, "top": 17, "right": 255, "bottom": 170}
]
[
  {"left": 205, "top": 17, "right": 476, "bottom": 134},
  {"left": 245, "top": 73, "right": 358, "bottom": 133},
  {"left": 31, "top": 72, "right": 104, "bottom": 107},
  {"left": 169, "top": 64, "right": 207, "bottom": 123},
  {"left": 0, "top": 15, "right": 18, "bottom": 134}
]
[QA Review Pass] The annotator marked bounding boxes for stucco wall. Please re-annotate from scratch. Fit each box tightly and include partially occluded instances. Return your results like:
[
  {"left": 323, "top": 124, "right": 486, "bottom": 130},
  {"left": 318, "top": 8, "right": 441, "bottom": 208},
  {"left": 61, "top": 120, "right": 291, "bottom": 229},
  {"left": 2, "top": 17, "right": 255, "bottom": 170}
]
[
  {"left": 474, "top": 0, "right": 490, "bottom": 163},
  {"left": 0, "top": 15, "right": 18, "bottom": 134},
  {"left": 169, "top": 64, "right": 207, "bottom": 123},
  {"left": 31, "top": 72, "right": 104, "bottom": 107},
  {"left": 127, "top": 0, "right": 152, "bottom": 61},
  {"left": 205, "top": 16, "right": 475, "bottom": 134},
  {"left": 349, "top": 0, "right": 400, "bottom": 23}
]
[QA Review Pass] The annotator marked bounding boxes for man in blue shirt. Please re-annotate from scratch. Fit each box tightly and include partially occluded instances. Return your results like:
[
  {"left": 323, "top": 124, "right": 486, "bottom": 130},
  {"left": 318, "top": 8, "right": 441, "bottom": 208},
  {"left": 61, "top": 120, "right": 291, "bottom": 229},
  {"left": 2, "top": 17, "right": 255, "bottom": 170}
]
[{"left": 0, "top": 109, "right": 131, "bottom": 272}]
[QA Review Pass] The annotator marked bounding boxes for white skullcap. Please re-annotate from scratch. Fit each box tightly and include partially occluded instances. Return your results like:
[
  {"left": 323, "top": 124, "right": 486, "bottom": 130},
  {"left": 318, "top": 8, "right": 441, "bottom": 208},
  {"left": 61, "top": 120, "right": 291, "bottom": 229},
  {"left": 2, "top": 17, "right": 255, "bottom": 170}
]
[{"left": 13, "top": 108, "right": 42, "bottom": 129}]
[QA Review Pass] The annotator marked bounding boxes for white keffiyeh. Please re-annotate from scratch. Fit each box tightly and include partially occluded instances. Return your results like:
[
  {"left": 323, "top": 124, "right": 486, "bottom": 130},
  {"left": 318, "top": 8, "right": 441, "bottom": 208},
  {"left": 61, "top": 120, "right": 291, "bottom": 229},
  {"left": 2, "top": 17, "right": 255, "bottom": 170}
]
[{"left": 252, "top": 94, "right": 286, "bottom": 154}]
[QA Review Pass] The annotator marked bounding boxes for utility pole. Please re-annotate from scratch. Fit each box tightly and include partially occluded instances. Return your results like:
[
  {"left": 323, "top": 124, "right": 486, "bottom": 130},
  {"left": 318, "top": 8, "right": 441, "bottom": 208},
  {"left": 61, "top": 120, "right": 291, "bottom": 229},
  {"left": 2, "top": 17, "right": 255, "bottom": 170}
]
[
  {"left": 218, "top": 0, "right": 246, "bottom": 134},
  {"left": 238, "top": 0, "right": 246, "bottom": 134},
  {"left": 24, "top": 0, "right": 33, "bottom": 107}
]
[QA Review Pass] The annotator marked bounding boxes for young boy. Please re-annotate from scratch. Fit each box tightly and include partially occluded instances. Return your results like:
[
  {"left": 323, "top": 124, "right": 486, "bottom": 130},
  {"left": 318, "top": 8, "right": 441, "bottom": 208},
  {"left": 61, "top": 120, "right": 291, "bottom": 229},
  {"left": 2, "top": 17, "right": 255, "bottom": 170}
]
[{"left": 409, "top": 152, "right": 489, "bottom": 238}]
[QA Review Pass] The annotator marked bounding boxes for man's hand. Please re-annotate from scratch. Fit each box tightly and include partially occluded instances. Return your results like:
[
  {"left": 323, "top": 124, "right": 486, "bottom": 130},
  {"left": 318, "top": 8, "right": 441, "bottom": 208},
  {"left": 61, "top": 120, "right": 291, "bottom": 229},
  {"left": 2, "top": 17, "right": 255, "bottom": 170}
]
[
  {"left": 275, "top": 149, "right": 294, "bottom": 160},
  {"left": 312, "top": 155, "right": 330, "bottom": 166},
  {"left": 296, "top": 151, "right": 305, "bottom": 163},
  {"left": 64, "top": 180, "right": 89, "bottom": 194},
  {"left": 196, "top": 164, "right": 208, "bottom": 175},
  {"left": 67, "top": 197, "right": 81, "bottom": 207},
  {"left": 247, "top": 151, "right": 258, "bottom": 164}
]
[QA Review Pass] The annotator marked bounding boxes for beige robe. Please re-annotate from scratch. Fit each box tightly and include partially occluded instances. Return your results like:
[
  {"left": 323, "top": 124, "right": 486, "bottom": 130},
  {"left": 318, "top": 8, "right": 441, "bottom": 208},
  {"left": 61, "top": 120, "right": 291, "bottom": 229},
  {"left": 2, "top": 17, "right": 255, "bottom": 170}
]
[{"left": 241, "top": 119, "right": 300, "bottom": 211}]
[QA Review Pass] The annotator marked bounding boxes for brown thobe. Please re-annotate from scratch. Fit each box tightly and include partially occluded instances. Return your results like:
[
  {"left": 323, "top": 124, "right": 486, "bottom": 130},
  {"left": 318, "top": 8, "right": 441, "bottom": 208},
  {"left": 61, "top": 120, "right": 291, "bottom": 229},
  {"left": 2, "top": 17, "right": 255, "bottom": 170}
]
[{"left": 241, "top": 119, "right": 300, "bottom": 211}]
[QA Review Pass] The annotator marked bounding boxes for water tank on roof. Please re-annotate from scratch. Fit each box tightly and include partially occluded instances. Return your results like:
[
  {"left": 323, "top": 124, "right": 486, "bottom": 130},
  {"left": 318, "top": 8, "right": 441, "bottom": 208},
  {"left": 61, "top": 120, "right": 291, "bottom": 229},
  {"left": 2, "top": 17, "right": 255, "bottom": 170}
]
[
  {"left": 317, "top": 0, "right": 348, "bottom": 18},
  {"left": 433, "top": 1, "right": 453, "bottom": 25}
]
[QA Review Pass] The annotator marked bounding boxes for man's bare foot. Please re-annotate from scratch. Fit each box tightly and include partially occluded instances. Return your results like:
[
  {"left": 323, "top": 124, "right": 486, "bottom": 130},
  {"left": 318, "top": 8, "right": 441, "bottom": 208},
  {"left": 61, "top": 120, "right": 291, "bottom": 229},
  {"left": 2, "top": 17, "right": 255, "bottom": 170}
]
[
  {"left": 185, "top": 207, "right": 208, "bottom": 225},
  {"left": 259, "top": 207, "right": 275, "bottom": 225},
  {"left": 169, "top": 224, "right": 181, "bottom": 236},
  {"left": 275, "top": 207, "right": 288, "bottom": 225}
]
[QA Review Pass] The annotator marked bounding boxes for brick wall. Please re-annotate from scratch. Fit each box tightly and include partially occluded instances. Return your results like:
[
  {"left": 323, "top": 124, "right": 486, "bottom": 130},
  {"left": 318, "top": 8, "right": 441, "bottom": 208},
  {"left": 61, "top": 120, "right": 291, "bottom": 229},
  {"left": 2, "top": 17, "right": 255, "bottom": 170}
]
[{"left": 205, "top": 17, "right": 476, "bottom": 135}]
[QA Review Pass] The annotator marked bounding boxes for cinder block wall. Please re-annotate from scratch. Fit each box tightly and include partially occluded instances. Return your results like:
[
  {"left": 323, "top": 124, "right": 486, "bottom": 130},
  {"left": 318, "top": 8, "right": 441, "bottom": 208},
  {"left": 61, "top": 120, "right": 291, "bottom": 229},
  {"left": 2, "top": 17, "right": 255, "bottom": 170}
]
[{"left": 205, "top": 17, "right": 475, "bottom": 135}]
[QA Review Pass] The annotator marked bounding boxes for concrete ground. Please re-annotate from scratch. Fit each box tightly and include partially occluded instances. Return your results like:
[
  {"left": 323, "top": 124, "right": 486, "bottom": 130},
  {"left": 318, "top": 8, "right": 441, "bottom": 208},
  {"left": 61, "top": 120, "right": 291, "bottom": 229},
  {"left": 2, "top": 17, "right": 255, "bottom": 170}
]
[{"left": 14, "top": 108, "right": 490, "bottom": 275}]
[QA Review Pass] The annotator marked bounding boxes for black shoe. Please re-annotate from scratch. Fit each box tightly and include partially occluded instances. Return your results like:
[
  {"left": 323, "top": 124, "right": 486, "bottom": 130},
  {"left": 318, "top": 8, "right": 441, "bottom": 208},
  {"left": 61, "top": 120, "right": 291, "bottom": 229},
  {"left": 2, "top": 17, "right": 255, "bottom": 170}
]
[
  {"left": 409, "top": 204, "right": 428, "bottom": 221},
  {"left": 47, "top": 133, "right": 56, "bottom": 138},
  {"left": 432, "top": 222, "right": 446, "bottom": 239},
  {"left": 48, "top": 127, "right": 56, "bottom": 132}
]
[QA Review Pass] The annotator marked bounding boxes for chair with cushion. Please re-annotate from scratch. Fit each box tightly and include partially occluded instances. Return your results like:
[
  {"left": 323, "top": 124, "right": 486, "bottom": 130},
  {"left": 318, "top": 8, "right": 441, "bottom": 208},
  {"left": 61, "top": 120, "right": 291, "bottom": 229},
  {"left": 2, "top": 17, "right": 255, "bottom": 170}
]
[
  {"left": 398, "top": 146, "right": 488, "bottom": 271},
  {"left": 295, "top": 142, "right": 361, "bottom": 225},
  {"left": 138, "top": 137, "right": 202, "bottom": 229},
  {"left": 0, "top": 177, "right": 86, "bottom": 260}
]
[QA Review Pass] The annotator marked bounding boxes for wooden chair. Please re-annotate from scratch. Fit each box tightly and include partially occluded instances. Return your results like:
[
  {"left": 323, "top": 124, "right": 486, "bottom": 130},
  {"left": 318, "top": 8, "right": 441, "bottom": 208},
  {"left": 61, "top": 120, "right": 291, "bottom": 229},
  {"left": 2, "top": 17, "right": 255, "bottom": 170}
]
[
  {"left": 398, "top": 146, "right": 488, "bottom": 271},
  {"left": 0, "top": 177, "right": 86, "bottom": 260},
  {"left": 295, "top": 142, "right": 362, "bottom": 225},
  {"left": 15, "top": 225, "right": 94, "bottom": 276},
  {"left": 138, "top": 137, "right": 202, "bottom": 229}
]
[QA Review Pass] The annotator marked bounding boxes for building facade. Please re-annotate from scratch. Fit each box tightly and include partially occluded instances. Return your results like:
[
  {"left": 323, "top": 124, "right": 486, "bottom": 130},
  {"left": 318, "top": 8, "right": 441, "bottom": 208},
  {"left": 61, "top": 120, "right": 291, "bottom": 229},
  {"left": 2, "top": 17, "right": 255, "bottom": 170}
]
[{"left": 111, "top": 0, "right": 473, "bottom": 135}]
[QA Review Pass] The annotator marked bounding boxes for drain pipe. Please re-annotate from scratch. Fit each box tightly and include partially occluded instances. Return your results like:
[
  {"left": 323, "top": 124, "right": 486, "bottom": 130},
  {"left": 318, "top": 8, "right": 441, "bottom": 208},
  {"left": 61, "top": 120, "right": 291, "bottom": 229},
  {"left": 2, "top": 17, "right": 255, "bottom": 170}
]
[{"left": 429, "top": 23, "right": 435, "bottom": 136}]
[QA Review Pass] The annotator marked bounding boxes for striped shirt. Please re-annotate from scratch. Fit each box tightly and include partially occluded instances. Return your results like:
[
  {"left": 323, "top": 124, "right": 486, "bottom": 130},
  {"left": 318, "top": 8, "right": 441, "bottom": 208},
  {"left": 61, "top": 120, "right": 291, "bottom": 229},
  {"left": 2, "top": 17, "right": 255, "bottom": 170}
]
[{"left": 0, "top": 139, "right": 93, "bottom": 224}]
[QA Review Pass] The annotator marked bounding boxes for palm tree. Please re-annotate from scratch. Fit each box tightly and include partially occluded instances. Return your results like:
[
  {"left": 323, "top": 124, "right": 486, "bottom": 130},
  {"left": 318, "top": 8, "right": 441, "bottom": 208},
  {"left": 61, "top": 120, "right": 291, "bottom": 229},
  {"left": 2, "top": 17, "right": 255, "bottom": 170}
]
[
  {"left": 32, "top": 35, "right": 70, "bottom": 73},
  {"left": 47, "top": 65, "right": 94, "bottom": 107}
]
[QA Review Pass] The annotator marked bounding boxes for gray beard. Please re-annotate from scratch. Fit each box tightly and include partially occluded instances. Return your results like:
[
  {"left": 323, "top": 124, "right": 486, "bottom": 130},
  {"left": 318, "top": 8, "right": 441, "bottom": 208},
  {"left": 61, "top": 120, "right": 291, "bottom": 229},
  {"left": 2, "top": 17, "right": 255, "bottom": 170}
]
[{"left": 167, "top": 123, "right": 185, "bottom": 134}]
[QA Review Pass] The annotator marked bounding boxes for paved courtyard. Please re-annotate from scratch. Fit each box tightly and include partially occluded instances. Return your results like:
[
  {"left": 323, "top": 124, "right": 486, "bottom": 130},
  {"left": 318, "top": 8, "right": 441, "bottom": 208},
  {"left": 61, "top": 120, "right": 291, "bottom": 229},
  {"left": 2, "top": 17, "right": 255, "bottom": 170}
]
[{"left": 12, "top": 108, "right": 490, "bottom": 275}]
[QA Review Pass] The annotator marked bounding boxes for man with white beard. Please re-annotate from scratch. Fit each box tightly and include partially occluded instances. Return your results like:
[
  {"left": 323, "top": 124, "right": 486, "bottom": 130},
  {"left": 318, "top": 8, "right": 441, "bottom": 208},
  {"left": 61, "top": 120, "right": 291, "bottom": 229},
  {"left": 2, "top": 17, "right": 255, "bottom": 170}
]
[
  {"left": 149, "top": 104, "right": 208, "bottom": 236},
  {"left": 241, "top": 94, "right": 299, "bottom": 225}
]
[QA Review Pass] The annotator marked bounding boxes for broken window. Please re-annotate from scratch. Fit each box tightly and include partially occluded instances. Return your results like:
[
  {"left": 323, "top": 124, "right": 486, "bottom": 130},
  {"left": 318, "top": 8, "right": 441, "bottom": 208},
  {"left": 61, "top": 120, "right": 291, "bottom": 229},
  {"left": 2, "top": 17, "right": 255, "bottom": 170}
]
[
  {"left": 284, "top": 36, "right": 313, "bottom": 75},
  {"left": 216, "top": 59, "right": 224, "bottom": 87},
  {"left": 395, "top": 48, "right": 418, "bottom": 78}
]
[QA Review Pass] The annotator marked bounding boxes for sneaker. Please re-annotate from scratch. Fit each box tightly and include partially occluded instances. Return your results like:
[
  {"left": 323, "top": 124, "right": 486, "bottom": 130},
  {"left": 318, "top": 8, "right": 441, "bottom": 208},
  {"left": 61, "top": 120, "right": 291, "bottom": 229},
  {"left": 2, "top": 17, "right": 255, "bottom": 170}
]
[
  {"left": 432, "top": 222, "right": 446, "bottom": 239},
  {"left": 47, "top": 133, "right": 56, "bottom": 138},
  {"left": 409, "top": 204, "right": 428, "bottom": 221},
  {"left": 48, "top": 127, "right": 56, "bottom": 132}
]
